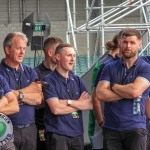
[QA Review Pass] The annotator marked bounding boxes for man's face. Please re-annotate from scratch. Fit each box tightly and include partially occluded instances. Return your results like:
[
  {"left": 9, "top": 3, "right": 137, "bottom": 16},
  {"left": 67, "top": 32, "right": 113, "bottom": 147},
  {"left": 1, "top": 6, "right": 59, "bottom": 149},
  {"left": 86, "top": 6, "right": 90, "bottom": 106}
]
[
  {"left": 121, "top": 35, "right": 141, "bottom": 59},
  {"left": 57, "top": 47, "right": 76, "bottom": 72},
  {"left": 5, "top": 36, "right": 26, "bottom": 65}
]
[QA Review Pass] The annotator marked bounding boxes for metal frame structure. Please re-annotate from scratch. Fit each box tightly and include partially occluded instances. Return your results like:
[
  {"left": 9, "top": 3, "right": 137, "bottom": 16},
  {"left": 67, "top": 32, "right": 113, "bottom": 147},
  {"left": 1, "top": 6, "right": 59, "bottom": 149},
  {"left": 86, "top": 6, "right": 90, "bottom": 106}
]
[{"left": 66, "top": 0, "right": 150, "bottom": 70}]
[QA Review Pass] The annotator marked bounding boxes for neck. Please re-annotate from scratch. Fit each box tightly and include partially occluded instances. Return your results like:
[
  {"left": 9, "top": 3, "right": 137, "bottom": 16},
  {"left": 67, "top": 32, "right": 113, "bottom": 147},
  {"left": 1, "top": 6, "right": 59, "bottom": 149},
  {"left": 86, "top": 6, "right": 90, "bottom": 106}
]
[
  {"left": 123, "top": 56, "right": 138, "bottom": 69},
  {"left": 56, "top": 67, "right": 69, "bottom": 78},
  {"left": 43, "top": 60, "right": 56, "bottom": 71},
  {"left": 5, "top": 59, "right": 20, "bottom": 70}
]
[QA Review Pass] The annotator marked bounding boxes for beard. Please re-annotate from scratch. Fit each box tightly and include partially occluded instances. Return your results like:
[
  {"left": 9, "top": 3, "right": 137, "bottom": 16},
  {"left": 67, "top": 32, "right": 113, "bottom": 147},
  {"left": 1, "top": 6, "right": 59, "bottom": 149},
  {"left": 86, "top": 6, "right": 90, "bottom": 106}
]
[{"left": 122, "top": 51, "right": 136, "bottom": 59}]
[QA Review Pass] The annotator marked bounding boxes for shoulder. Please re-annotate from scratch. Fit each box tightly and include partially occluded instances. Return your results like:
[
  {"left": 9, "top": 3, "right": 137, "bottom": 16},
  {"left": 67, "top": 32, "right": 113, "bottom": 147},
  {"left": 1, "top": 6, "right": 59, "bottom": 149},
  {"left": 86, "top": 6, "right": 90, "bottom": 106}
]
[
  {"left": 22, "top": 64, "right": 37, "bottom": 75},
  {"left": 140, "top": 56, "right": 150, "bottom": 63},
  {"left": 34, "top": 63, "right": 43, "bottom": 71}
]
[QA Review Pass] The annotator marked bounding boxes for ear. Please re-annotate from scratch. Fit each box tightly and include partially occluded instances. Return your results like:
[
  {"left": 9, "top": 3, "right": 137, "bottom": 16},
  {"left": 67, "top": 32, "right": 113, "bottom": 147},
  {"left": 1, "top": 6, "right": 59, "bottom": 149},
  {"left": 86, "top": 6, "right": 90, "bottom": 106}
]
[
  {"left": 5, "top": 46, "right": 10, "bottom": 55},
  {"left": 55, "top": 53, "right": 61, "bottom": 61},
  {"left": 139, "top": 40, "right": 142, "bottom": 49},
  {"left": 47, "top": 49, "right": 53, "bottom": 57}
]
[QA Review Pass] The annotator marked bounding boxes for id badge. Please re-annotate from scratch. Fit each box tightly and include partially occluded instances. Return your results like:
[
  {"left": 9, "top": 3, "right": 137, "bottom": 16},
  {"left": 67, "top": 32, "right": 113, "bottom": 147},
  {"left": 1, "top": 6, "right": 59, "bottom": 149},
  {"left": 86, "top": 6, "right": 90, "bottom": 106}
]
[
  {"left": 71, "top": 111, "right": 79, "bottom": 118},
  {"left": 39, "top": 129, "right": 45, "bottom": 141}
]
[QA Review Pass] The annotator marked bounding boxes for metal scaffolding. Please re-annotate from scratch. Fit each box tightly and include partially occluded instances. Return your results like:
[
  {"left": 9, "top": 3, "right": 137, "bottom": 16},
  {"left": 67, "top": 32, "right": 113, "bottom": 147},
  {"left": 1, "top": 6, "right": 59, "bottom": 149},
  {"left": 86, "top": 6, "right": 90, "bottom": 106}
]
[{"left": 66, "top": 0, "right": 150, "bottom": 69}]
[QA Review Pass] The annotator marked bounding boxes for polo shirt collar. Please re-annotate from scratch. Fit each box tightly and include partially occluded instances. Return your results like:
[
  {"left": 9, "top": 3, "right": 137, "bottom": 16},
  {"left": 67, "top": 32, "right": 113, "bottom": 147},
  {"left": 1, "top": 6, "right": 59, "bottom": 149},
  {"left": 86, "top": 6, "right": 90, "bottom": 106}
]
[
  {"left": 54, "top": 69, "right": 74, "bottom": 82},
  {"left": 40, "top": 61, "right": 52, "bottom": 71},
  {"left": 120, "top": 57, "right": 140, "bottom": 68},
  {"left": 1, "top": 58, "right": 24, "bottom": 72}
]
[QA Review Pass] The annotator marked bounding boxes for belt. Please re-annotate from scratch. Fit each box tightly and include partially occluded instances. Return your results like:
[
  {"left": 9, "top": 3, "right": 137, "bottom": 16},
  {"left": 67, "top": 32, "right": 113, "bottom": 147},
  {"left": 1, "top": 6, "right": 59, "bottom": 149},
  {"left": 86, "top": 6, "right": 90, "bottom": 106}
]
[{"left": 14, "top": 124, "right": 32, "bottom": 129}]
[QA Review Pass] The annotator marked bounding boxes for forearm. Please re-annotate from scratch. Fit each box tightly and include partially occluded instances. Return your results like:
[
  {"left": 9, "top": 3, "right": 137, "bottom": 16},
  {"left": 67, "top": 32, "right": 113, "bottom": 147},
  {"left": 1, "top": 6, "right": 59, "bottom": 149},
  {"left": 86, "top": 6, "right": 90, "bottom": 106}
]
[
  {"left": 93, "top": 99, "right": 103, "bottom": 124},
  {"left": 0, "top": 95, "right": 19, "bottom": 115},
  {"left": 13, "top": 90, "right": 42, "bottom": 106},
  {"left": 96, "top": 88, "right": 123, "bottom": 102},
  {"left": 112, "top": 83, "right": 139, "bottom": 99},
  {"left": 49, "top": 103, "right": 77, "bottom": 115},
  {"left": 22, "top": 92, "right": 42, "bottom": 105}
]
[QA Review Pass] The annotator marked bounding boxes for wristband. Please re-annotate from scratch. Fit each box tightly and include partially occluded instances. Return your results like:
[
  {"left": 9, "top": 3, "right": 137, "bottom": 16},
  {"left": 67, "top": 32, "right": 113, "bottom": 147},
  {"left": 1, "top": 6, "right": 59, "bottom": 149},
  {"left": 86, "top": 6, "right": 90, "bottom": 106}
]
[{"left": 99, "top": 121, "right": 103, "bottom": 127}]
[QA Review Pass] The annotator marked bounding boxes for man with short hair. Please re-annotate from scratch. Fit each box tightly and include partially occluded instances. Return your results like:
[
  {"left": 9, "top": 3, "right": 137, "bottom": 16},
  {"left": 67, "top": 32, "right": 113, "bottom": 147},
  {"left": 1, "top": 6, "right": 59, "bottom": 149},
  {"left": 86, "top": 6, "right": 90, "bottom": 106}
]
[
  {"left": 96, "top": 28, "right": 150, "bottom": 150},
  {"left": 0, "top": 32, "right": 43, "bottom": 150},
  {"left": 34, "top": 36, "right": 63, "bottom": 150},
  {"left": 43, "top": 43, "right": 93, "bottom": 150}
]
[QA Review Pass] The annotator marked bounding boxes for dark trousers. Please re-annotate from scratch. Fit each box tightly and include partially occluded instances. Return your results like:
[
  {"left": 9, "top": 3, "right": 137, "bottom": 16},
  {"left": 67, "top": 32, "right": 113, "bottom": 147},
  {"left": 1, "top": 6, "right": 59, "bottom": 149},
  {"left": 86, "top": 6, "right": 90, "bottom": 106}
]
[
  {"left": 147, "top": 125, "right": 150, "bottom": 150},
  {"left": 14, "top": 124, "right": 37, "bottom": 150},
  {"left": 37, "top": 129, "right": 46, "bottom": 150},
  {"left": 45, "top": 133, "right": 84, "bottom": 150},
  {"left": 103, "top": 127, "right": 147, "bottom": 150}
]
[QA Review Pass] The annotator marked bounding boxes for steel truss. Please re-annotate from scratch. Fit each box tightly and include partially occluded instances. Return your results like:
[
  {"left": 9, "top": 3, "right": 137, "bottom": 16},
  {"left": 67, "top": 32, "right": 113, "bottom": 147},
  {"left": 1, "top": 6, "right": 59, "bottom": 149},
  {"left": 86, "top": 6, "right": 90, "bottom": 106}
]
[{"left": 66, "top": 0, "right": 150, "bottom": 70}]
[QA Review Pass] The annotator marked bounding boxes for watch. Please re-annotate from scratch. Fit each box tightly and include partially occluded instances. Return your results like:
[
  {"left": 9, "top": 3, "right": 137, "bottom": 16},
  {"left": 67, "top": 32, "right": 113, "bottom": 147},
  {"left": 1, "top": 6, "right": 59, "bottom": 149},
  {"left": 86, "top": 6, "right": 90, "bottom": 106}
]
[
  {"left": 67, "top": 100, "right": 72, "bottom": 106},
  {"left": 18, "top": 91, "right": 24, "bottom": 101}
]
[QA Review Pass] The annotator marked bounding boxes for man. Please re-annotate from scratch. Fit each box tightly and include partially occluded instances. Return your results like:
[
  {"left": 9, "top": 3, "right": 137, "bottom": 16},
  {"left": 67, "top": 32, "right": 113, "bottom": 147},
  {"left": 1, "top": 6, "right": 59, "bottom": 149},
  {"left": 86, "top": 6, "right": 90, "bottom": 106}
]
[
  {"left": 96, "top": 28, "right": 150, "bottom": 150},
  {"left": 0, "top": 75, "right": 19, "bottom": 150},
  {"left": 43, "top": 43, "right": 93, "bottom": 150},
  {"left": 0, "top": 32, "right": 43, "bottom": 150},
  {"left": 34, "top": 37, "right": 63, "bottom": 150},
  {"left": 146, "top": 96, "right": 150, "bottom": 150}
]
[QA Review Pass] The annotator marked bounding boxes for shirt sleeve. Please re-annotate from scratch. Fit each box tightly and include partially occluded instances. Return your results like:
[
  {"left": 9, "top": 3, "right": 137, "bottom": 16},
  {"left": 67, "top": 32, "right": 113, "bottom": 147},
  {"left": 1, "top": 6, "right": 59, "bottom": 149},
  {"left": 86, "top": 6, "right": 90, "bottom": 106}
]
[
  {"left": 99, "top": 63, "right": 111, "bottom": 83},
  {"left": 42, "top": 75, "right": 58, "bottom": 101},
  {"left": 0, "top": 75, "right": 11, "bottom": 97}
]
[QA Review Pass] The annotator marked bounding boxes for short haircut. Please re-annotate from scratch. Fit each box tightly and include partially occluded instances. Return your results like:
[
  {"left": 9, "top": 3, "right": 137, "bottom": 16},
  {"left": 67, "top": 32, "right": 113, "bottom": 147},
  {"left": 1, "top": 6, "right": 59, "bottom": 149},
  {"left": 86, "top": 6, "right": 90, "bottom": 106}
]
[
  {"left": 121, "top": 28, "right": 142, "bottom": 40},
  {"left": 43, "top": 37, "right": 63, "bottom": 52},
  {"left": 55, "top": 43, "right": 73, "bottom": 55},
  {"left": 3, "top": 32, "right": 28, "bottom": 49}
]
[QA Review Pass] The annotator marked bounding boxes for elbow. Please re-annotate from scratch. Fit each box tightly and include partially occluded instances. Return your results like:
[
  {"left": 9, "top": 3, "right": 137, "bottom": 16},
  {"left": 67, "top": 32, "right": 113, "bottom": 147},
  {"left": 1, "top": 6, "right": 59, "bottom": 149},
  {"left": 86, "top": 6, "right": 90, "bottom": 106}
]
[
  {"left": 130, "top": 90, "right": 142, "bottom": 98},
  {"left": 36, "top": 99, "right": 42, "bottom": 105},
  {"left": 15, "top": 105, "right": 20, "bottom": 113},
  {"left": 51, "top": 108, "right": 60, "bottom": 115}
]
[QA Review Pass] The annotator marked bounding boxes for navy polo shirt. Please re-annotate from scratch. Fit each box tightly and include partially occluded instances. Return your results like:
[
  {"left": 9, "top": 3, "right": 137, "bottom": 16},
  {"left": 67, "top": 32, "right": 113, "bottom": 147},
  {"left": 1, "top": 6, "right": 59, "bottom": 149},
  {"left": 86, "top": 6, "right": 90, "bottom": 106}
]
[
  {"left": 43, "top": 69, "right": 87, "bottom": 137},
  {"left": 0, "top": 74, "right": 11, "bottom": 97},
  {"left": 99, "top": 57, "right": 150, "bottom": 131},
  {"left": 0, "top": 59, "right": 38, "bottom": 126}
]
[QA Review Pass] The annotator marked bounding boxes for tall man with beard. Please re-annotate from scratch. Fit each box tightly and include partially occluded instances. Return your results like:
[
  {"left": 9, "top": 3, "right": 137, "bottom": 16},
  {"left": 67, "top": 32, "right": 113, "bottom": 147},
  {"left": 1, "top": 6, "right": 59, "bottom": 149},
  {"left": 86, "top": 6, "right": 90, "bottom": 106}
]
[{"left": 96, "top": 28, "right": 150, "bottom": 150}]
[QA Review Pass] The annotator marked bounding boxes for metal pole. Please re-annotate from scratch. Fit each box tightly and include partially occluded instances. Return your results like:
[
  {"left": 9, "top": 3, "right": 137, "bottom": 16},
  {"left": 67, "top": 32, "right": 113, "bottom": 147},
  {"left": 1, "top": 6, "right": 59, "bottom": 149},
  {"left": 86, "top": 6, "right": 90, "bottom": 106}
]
[
  {"left": 101, "top": 0, "right": 105, "bottom": 55},
  {"left": 66, "top": 0, "right": 78, "bottom": 53},
  {"left": 8, "top": 0, "right": 11, "bottom": 23},
  {"left": 86, "top": 0, "right": 90, "bottom": 69}
]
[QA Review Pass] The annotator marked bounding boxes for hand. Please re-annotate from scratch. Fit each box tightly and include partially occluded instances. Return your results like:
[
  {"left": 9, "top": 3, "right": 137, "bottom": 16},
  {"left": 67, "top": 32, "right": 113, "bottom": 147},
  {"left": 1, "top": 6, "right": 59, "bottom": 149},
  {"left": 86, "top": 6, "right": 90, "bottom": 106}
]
[
  {"left": 24, "top": 82, "right": 42, "bottom": 93},
  {"left": 78, "top": 91, "right": 90, "bottom": 101}
]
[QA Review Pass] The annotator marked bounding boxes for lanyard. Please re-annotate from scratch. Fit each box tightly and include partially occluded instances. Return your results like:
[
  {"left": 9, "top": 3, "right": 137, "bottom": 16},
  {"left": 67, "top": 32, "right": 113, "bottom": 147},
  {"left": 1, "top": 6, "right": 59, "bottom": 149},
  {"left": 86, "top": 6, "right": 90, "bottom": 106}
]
[
  {"left": 55, "top": 71, "right": 75, "bottom": 100},
  {"left": 4, "top": 67, "right": 23, "bottom": 90}
]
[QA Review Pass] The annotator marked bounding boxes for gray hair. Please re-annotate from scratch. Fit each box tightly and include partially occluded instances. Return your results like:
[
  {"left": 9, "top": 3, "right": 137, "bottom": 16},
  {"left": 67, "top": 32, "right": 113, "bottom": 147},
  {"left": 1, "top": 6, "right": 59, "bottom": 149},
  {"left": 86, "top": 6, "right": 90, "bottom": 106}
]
[{"left": 3, "top": 32, "right": 28, "bottom": 49}]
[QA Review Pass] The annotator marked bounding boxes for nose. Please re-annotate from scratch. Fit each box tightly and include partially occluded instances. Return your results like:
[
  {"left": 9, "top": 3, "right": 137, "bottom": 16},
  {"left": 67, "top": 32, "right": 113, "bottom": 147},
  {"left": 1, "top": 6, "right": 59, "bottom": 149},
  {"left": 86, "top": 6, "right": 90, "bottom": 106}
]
[{"left": 20, "top": 48, "right": 25, "bottom": 53}]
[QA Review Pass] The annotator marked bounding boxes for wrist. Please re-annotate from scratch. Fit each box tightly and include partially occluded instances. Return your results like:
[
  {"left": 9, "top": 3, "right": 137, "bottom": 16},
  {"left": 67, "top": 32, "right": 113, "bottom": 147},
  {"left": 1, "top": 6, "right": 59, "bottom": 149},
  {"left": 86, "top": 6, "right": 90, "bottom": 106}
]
[
  {"left": 110, "top": 83, "right": 115, "bottom": 90},
  {"left": 67, "top": 99, "right": 72, "bottom": 106}
]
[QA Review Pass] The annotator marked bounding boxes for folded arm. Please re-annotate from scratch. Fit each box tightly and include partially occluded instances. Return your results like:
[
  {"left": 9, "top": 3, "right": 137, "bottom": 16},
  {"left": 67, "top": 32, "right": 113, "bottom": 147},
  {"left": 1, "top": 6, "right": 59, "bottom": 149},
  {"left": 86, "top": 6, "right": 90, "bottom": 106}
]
[
  {"left": 13, "top": 82, "right": 43, "bottom": 105},
  {"left": 96, "top": 81, "right": 123, "bottom": 102},
  {"left": 0, "top": 92, "right": 19, "bottom": 115},
  {"left": 112, "top": 77, "right": 150, "bottom": 99}
]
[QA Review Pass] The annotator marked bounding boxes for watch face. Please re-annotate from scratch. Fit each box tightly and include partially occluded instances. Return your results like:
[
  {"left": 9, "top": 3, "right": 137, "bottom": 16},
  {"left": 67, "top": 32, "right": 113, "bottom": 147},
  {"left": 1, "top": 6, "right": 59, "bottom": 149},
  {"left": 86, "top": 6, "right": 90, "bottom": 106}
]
[
  {"left": 68, "top": 100, "right": 71, "bottom": 105},
  {"left": 19, "top": 92, "right": 24, "bottom": 100},
  {"left": 20, "top": 93, "right": 24, "bottom": 99}
]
